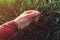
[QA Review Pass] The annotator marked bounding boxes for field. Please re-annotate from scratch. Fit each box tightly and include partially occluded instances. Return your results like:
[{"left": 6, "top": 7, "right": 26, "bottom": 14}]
[
  {"left": 0, "top": 0, "right": 60, "bottom": 24},
  {"left": 0, "top": 0, "right": 60, "bottom": 40}
]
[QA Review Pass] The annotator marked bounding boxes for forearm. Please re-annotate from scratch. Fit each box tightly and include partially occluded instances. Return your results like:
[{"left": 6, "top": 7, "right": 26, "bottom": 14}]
[{"left": 0, "top": 20, "right": 18, "bottom": 40}]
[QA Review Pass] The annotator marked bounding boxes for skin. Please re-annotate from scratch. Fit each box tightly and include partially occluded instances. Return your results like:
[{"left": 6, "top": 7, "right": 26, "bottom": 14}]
[{"left": 14, "top": 10, "right": 40, "bottom": 29}]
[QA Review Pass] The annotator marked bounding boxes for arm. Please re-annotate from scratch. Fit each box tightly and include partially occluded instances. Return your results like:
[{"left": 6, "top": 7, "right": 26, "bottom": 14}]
[
  {"left": 0, "top": 10, "right": 40, "bottom": 40},
  {"left": 0, "top": 20, "right": 18, "bottom": 40}
]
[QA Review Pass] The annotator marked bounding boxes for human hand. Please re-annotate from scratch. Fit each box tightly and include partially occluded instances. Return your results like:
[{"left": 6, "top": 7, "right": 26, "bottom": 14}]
[{"left": 14, "top": 10, "right": 40, "bottom": 29}]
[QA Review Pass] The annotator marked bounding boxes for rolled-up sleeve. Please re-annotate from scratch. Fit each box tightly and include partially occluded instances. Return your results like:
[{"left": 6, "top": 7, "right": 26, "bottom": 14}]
[{"left": 0, "top": 21, "right": 18, "bottom": 40}]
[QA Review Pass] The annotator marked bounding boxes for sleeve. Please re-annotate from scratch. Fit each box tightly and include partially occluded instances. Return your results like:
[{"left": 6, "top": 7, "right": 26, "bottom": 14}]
[{"left": 0, "top": 20, "right": 18, "bottom": 40}]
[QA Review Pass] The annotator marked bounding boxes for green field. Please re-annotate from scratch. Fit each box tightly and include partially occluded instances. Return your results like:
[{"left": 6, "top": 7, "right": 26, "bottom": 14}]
[
  {"left": 0, "top": 0, "right": 60, "bottom": 25},
  {"left": 0, "top": 0, "right": 60, "bottom": 40}
]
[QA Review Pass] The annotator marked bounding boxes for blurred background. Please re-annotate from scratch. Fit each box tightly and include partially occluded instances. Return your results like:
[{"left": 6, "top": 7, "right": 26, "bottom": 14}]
[
  {"left": 0, "top": 0, "right": 60, "bottom": 40},
  {"left": 0, "top": 0, "right": 60, "bottom": 25}
]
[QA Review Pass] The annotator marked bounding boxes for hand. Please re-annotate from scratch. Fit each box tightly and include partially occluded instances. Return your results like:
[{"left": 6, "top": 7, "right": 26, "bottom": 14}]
[{"left": 14, "top": 10, "right": 40, "bottom": 29}]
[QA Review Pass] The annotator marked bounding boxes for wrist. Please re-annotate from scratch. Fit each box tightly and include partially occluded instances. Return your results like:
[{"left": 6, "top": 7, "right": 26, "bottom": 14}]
[
  {"left": 13, "top": 19, "right": 21, "bottom": 29},
  {"left": 13, "top": 19, "right": 29, "bottom": 29},
  {"left": 6, "top": 20, "right": 18, "bottom": 31}
]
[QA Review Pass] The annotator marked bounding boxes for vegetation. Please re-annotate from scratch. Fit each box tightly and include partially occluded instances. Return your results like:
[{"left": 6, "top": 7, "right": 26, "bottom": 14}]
[
  {"left": 0, "top": 0, "right": 60, "bottom": 40},
  {"left": 0, "top": 0, "right": 60, "bottom": 24}
]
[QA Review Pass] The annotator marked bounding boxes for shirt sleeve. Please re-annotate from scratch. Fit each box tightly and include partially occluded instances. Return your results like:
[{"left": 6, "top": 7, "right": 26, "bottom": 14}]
[{"left": 0, "top": 21, "right": 18, "bottom": 40}]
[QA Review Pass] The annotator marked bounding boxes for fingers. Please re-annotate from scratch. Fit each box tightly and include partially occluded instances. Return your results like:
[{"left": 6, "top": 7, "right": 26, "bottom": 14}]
[
  {"left": 26, "top": 10, "right": 40, "bottom": 18},
  {"left": 25, "top": 10, "right": 40, "bottom": 22},
  {"left": 16, "top": 10, "right": 40, "bottom": 21},
  {"left": 19, "top": 10, "right": 40, "bottom": 19}
]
